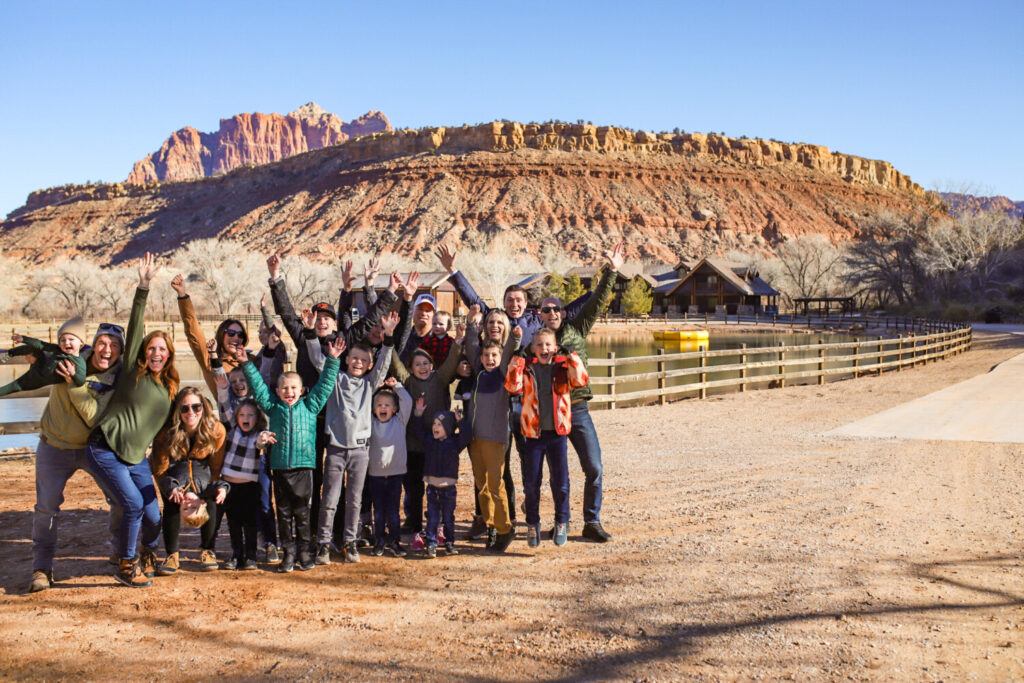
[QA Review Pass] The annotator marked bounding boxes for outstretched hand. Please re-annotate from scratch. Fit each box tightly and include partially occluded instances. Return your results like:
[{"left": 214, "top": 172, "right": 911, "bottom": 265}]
[
  {"left": 55, "top": 359, "right": 76, "bottom": 384},
  {"left": 383, "top": 377, "right": 398, "bottom": 388},
  {"left": 137, "top": 252, "right": 160, "bottom": 288},
  {"left": 603, "top": 242, "right": 625, "bottom": 272},
  {"left": 301, "top": 308, "right": 315, "bottom": 330},
  {"left": 326, "top": 336, "right": 347, "bottom": 359},
  {"left": 214, "top": 372, "right": 229, "bottom": 391},
  {"left": 467, "top": 303, "right": 482, "bottom": 326},
  {"left": 256, "top": 431, "right": 277, "bottom": 448},
  {"left": 364, "top": 257, "right": 380, "bottom": 286},
  {"left": 436, "top": 244, "right": 457, "bottom": 273},
  {"left": 381, "top": 311, "right": 399, "bottom": 336},
  {"left": 266, "top": 254, "right": 281, "bottom": 280},
  {"left": 413, "top": 397, "right": 427, "bottom": 416},
  {"left": 455, "top": 321, "right": 466, "bottom": 341},
  {"left": 403, "top": 271, "right": 420, "bottom": 301},
  {"left": 387, "top": 271, "right": 402, "bottom": 293},
  {"left": 11, "top": 333, "right": 24, "bottom": 345},
  {"left": 171, "top": 274, "right": 187, "bottom": 297},
  {"left": 341, "top": 259, "right": 354, "bottom": 291}
]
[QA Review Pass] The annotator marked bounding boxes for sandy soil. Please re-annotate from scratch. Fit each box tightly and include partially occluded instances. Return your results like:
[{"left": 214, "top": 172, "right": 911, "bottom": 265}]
[{"left": 0, "top": 330, "right": 1021, "bottom": 681}]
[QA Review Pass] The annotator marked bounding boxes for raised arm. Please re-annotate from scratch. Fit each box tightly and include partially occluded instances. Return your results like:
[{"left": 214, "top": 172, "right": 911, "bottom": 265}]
[
  {"left": 501, "top": 325, "right": 522, "bottom": 373},
  {"left": 437, "top": 341, "right": 464, "bottom": 384},
  {"left": 303, "top": 346, "right": 342, "bottom": 415},
  {"left": 436, "top": 244, "right": 491, "bottom": 314},
  {"left": 569, "top": 243, "right": 623, "bottom": 337},
  {"left": 504, "top": 356, "right": 526, "bottom": 396},
  {"left": 465, "top": 323, "right": 481, "bottom": 370},
  {"left": 345, "top": 271, "right": 399, "bottom": 347},
  {"left": 172, "top": 274, "right": 217, "bottom": 395},
  {"left": 123, "top": 252, "right": 159, "bottom": 366},
  {"left": 266, "top": 254, "right": 305, "bottom": 346},
  {"left": 240, "top": 357, "right": 275, "bottom": 414},
  {"left": 393, "top": 383, "right": 413, "bottom": 426}
]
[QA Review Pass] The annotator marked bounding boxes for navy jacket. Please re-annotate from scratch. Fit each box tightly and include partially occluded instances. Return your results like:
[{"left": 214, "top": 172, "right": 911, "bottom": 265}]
[{"left": 412, "top": 413, "right": 471, "bottom": 481}]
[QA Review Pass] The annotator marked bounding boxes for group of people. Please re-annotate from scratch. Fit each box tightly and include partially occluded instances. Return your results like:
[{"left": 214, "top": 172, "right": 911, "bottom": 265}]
[{"left": 20, "top": 241, "right": 626, "bottom": 591}]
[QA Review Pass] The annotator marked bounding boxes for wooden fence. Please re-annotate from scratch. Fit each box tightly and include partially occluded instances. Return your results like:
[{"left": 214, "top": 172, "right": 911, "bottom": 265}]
[{"left": 588, "top": 324, "right": 973, "bottom": 409}]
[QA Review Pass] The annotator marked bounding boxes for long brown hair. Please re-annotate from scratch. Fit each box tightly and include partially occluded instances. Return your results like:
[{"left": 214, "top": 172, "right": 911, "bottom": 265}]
[
  {"left": 164, "top": 387, "right": 219, "bottom": 462},
  {"left": 134, "top": 330, "right": 180, "bottom": 400}
]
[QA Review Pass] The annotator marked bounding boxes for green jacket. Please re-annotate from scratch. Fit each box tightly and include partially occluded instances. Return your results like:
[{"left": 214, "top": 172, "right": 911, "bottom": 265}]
[
  {"left": 98, "top": 287, "right": 173, "bottom": 465},
  {"left": 40, "top": 348, "right": 121, "bottom": 450},
  {"left": 243, "top": 355, "right": 339, "bottom": 471},
  {"left": 555, "top": 267, "right": 616, "bottom": 403}
]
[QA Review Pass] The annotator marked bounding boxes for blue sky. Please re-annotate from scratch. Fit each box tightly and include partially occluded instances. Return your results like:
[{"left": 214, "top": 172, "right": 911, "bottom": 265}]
[{"left": 1, "top": 1, "right": 1021, "bottom": 217}]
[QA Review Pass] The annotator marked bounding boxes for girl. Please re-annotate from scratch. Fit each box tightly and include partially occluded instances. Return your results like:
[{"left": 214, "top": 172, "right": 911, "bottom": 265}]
[
  {"left": 150, "top": 388, "right": 227, "bottom": 575},
  {"left": 220, "top": 398, "right": 275, "bottom": 570}
]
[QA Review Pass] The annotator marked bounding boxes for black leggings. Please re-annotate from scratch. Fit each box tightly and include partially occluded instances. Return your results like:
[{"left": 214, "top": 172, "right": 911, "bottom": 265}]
[
  {"left": 225, "top": 481, "right": 260, "bottom": 560},
  {"left": 161, "top": 492, "right": 217, "bottom": 554}
]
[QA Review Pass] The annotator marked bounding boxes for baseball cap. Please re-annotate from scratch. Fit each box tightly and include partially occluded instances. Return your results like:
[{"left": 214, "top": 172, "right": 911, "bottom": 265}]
[
  {"left": 311, "top": 302, "right": 337, "bottom": 319},
  {"left": 413, "top": 293, "right": 437, "bottom": 311}
]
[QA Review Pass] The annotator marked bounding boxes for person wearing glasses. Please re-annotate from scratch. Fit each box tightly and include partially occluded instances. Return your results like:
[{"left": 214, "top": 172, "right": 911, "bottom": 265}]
[
  {"left": 27, "top": 321, "right": 127, "bottom": 593},
  {"left": 150, "top": 387, "right": 227, "bottom": 576},
  {"left": 86, "top": 253, "right": 177, "bottom": 588},
  {"left": 535, "top": 243, "right": 624, "bottom": 544}
]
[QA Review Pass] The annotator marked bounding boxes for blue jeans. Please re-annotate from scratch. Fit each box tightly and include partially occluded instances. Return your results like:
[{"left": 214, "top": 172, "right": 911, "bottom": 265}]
[
  {"left": 368, "top": 474, "right": 403, "bottom": 544},
  {"left": 258, "top": 455, "right": 278, "bottom": 546},
  {"left": 568, "top": 402, "right": 603, "bottom": 524},
  {"left": 86, "top": 433, "right": 161, "bottom": 560},
  {"left": 521, "top": 430, "right": 570, "bottom": 526},
  {"left": 425, "top": 484, "right": 456, "bottom": 546}
]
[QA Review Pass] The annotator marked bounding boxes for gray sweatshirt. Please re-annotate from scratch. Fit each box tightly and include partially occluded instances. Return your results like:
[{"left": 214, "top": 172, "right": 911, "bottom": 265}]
[
  {"left": 309, "top": 337, "right": 393, "bottom": 449},
  {"left": 464, "top": 323, "right": 519, "bottom": 443},
  {"left": 368, "top": 384, "right": 413, "bottom": 477}
]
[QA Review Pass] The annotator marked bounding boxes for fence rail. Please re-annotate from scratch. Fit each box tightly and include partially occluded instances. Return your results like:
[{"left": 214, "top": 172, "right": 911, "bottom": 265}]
[{"left": 589, "top": 324, "right": 972, "bottom": 409}]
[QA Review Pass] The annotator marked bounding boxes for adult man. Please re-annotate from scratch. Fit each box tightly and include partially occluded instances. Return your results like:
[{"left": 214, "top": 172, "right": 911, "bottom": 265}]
[
  {"left": 536, "top": 242, "right": 624, "bottom": 543},
  {"left": 398, "top": 293, "right": 437, "bottom": 364},
  {"left": 29, "top": 323, "right": 126, "bottom": 592}
]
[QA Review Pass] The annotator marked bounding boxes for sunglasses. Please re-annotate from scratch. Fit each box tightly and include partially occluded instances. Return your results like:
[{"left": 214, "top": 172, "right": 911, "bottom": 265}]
[
  {"left": 223, "top": 329, "right": 245, "bottom": 339},
  {"left": 540, "top": 305, "right": 562, "bottom": 314},
  {"left": 97, "top": 323, "right": 125, "bottom": 335},
  {"left": 179, "top": 403, "right": 203, "bottom": 415}
]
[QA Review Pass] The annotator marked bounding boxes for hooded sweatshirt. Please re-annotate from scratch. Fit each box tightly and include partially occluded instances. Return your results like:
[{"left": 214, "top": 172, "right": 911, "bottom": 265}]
[{"left": 368, "top": 385, "right": 413, "bottom": 477}]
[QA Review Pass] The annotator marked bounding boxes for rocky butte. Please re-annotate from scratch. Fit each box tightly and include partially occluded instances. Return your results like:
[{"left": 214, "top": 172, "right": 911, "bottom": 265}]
[
  {"left": 126, "top": 103, "right": 391, "bottom": 183},
  {"left": 2, "top": 121, "right": 934, "bottom": 265}
]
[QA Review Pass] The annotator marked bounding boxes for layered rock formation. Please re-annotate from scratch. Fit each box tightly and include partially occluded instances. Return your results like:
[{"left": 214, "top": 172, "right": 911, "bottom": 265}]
[
  {"left": 939, "top": 192, "right": 1024, "bottom": 219},
  {"left": 126, "top": 103, "right": 391, "bottom": 183},
  {"left": 3, "top": 121, "right": 932, "bottom": 265}
]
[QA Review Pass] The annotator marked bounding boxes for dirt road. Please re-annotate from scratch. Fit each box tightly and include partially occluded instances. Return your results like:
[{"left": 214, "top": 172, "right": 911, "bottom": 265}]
[{"left": 1, "top": 330, "right": 1021, "bottom": 680}]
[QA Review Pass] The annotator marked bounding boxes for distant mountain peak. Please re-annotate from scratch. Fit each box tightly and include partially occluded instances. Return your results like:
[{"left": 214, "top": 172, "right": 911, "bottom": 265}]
[{"left": 289, "top": 102, "right": 329, "bottom": 120}]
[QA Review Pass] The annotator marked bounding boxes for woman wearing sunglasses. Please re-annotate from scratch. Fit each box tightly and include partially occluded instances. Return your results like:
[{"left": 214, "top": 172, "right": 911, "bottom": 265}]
[
  {"left": 86, "top": 253, "right": 179, "bottom": 588},
  {"left": 150, "top": 387, "right": 227, "bottom": 576}
]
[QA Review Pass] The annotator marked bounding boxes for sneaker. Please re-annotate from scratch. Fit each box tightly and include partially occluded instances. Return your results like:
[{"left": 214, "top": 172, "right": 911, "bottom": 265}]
[
  {"left": 28, "top": 569, "right": 53, "bottom": 593},
  {"left": 444, "top": 542, "right": 458, "bottom": 556},
  {"left": 265, "top": 544, "right": 280, "bottom": 563},
  {"left": 114, "top": 557, "right": 152, "bottom": 588},
  {"left": 411, "top": 533, "right": 425, "bottom": 551},
  {"left": 199, "top": 549, "right": 218, "bottom": 572},
  {"left": 315, "top": 544, "right": 332, "bottom": 566},
  {"left": 357, "top": 524, "right": 373, "bottom": 548},
  {"left": 581, "top": 522, "right": 612, "bottom": 543},
  {"left": 156, "top": 551, "right": 179, "bottom": 576},
  {"left": 0, "top": 351, "right": 9, "bottom": 364},
  {"left": 278, "top": 551, "right": 295, "bottom": 573},
  {"left": 527, "top": 524, "right": 540, "bottom": 548},
  {"left": 372, "top": 542, "right": 386, "bottom": 557},
  {"left": 297, "top": 552, "right": 315, "bottom": 571},
  {"left": 399, "top": 521, "right": 421, "bottom": 535},
  {"left": 222, "top": 557, "right": 238, "bottom": 571},
  {"left": 491, "top": 528, "right": 515, "bottom": 553},
  {"left": 553, "top": 522, "right": 568, "bottom": 547},
  {"left": 387, "top": 541, "right": 408, "bottom": 558},
  {"left": 107, "top": 552, "right": 118, "bottom": 566},
  {"left": 466, "top": 515, "right": 487, "bottom": 540},
  {"left": 344, "top": 542, "right": 360, "bottom": 564},
  {"left": 238, "top": 557, "right": 258, "bottom": 571},
  {"left": 424, "top": 544, "right": 437, "bottom": 559},
  {"left": 139, "top": 547, "right": 158, "bottom": 578},
  {"left": 485, "top": 527, "right": 497, "bottom": 549}
]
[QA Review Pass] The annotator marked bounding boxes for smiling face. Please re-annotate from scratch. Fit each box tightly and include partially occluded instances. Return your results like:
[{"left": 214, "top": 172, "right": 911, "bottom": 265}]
[
  {"left": 431, "top": 417, "right": 447, "bottom": 440},
  {"left": 90, "top": 334, "right": 121, "bottom": 371},
  {"left": 178, "top": 394, "right": 204, "bottom": 432},
  {"left": 431, "top": 313, "right": 450, "bottom": 337},
  {"left": 530, "top": 332, "right": 558, "bottom": 364},
  {"left": 58, "top": 333, "right": 83, "bottom": 356},
  {"left": 414, "top": 303, "right": 434, "bottom": 331},
  {"left": 411, "top": 354, "right": 433, "bottom": 380},
  {"left": 236, "top": 403, "right": 258, "bottom": 433},
  {"left": 457, "top": 358, "right": 472, "bottom": 377},
  {"left": 373, "top": 393, "right": 398, "bottom": 422},
  {"left": 503, "top": 290, "right": 527, "bottom": 319},
  {"left": 484, "top": 311, "right": 507, "bottom": 341},
  {"left": 346, "top": 347, "right": 374, "bottom": 377},
  {"left": 146, "top": 336, "right": 170, "bottom": 373},
  {"left": 539, "top": 297, "right": 564, "bottom": 331},
  {"left": 229, "top": 368, "right": 248, "bottom": 397},
  {"left": 220, "top": 323, "right": 246, "bottom": 354},
  {"left": 481, "top": 346, "right": 502, "bottom": 371},
  {"left": 368, "top": 324, "right": 384, "bottom": 345},
  {"left": 314, "top": 312, "right": 337, "bottom": 337},
  {"left": 276, "top": 374, "right": 303, "bottom": 406}
]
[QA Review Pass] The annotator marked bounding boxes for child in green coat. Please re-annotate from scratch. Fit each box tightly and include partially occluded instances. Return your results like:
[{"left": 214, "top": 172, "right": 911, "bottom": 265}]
[{"left": 0, "top": 317, "right": 88, "bottom": 396}]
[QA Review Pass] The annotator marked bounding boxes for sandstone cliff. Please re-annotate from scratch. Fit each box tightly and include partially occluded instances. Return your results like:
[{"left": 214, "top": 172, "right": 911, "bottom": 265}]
[
  {"left": 3, "top": 121, "right": 932, "bottom": 265},
  {"left": 126, "top": 103, "right": 391, "bottom": 183}
]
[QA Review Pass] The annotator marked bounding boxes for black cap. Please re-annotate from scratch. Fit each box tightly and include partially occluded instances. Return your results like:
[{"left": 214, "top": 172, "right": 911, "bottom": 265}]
[{"left": 311, "top": 302, "right": 337, "bottom": 319}]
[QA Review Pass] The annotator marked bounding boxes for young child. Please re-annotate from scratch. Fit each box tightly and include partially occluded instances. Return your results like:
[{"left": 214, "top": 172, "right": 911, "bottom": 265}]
[
  {"left": 238, "top": 338, "right": 343, "bottom": 572},
  {"left": 411, "top": 398, "right": 471, "bottom": 558},
  {"left": 464, "top": 305, "right": 521, "bottom": 552},
  {"left": 0, "top": 317, "right": 88, "bottom": 396},
  {"left": 504, "top": 327, "right": 588, "bottom": 548},
  {"left": 367, "top": 378, "right": 413, "bottom": 557},
  {"left": 219, "top": 398, "right": 276, "bottom": 570},
  {"left": 418, "top": 310, "right": 454, "bottom": 367}
]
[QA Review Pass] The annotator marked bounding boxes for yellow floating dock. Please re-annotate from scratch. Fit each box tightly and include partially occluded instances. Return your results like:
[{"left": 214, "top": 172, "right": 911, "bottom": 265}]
[{"left": 652, "top": 329, "right": 709, "bottom": 342}]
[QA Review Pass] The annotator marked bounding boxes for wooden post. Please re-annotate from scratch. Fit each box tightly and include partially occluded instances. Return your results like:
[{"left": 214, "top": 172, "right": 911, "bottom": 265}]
[
  {"left": 897, "top": 335, "right": 904, "bottom": 371},
  {"left": 877, "top": 336, "right": 883, "bottom": 375},
  {"left": 657, "top": 348, "right": 666, "bottom": 406},
  {"left": 48, "top": 326, "right": 53, "bottom": 343},
  {"left": 698, "top": 348, "right": 707, "bottom": 399},
  {"left": 772, "top": 314, "right": 777, "bottom": 328},
  {"left": 852, "top": 337, "right": 860, "bottom": 378},
  {"left": 778, "top": 341, "right": 786, "bottom": 388},
  {"left": 739, "top": 343, "right": 748, "bottom": 393},
  {"left": 817, "top": 342, "right": 825, "bottom": 385},
  {"left": 608, "top": 352, "right": 616, "bottom": 410}
]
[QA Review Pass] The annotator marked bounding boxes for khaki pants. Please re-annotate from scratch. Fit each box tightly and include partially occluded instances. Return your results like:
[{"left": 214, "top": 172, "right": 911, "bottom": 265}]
[{"left": 469, "top": 439, "right": 512, "bottom": 534}]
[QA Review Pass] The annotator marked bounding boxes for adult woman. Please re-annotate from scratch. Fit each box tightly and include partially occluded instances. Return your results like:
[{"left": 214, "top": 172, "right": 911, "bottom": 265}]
[
  {"left": 150, "top": 387, "right": 227, "bottom": 575},
  {"left": 87, "top": 253, "right": 177, "bottom": 588}
]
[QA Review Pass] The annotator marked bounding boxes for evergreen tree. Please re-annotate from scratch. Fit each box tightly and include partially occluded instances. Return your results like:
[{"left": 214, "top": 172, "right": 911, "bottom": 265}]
[{"left": 621, "top": 278, "right": 653, "bottom": 316}]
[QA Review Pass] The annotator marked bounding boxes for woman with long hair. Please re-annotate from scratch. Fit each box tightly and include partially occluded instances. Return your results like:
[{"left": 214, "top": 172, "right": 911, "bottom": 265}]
[
  {"left": 150, "top": 387, "right": 227, "bottom": 576},
  {"left": 86, "top": 253, "right": 178, "bottom": 588}
]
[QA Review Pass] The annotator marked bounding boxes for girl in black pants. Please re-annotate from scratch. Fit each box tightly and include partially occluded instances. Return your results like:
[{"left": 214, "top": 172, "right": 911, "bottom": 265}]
[{"left": 220, "top": 399, "right": 275, "bottom": 570}]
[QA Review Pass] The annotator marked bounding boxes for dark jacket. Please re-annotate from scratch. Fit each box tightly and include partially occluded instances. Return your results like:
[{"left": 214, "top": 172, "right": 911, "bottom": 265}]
[
  {"left": 412, "top": 412, "right": 471, "bottom": 481},
  {"left": 554, "top": 267, "right": 616, "bottom": 402}
]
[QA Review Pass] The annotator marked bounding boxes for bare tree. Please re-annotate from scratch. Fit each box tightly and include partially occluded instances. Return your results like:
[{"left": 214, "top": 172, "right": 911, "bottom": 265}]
[
  {"left": 173, "top": 240, "right": 265, "bottom": 314},
  {"left": 280, "top": 255, "right": 341, "bottom": 308},
  {"left": 454, "top": 234, "right": 541, "bottom": 306},
  {"left": 842, "top": 212, "right": 930, "bottom": 307},
  {"left": 774, "top": 234, "right": 847, "bottom": 299},
  {"left": 29, "top": 258, "right": 103, "bottom": 317},
  {"left": 920, "top": 209, "right": 1023, "bottom": 297},
  {"left": 94, "top": 265, "right": 137, "bottom": 317}
]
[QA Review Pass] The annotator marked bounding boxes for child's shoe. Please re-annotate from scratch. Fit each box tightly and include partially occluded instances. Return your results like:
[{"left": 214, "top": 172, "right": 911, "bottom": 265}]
[
  {"left": 437, "top": 527, "right": 446, "bottom": 545},
  {"left": 344, "top": 541, "right": 360, "bottom": 564},
  {"left": 423, "top": 544, "right": 437, "bottom": 559},
  {"left": 411, "top": 533, "right": 425, "bottom": 551},
  {"left": 358, "top": 523, "right": 373, "bottom": 548},
  {"left": 372, "top": 541, "right": 386, "bottom": 556},
  {"left": 527, "top": 524, "right": 540, "bottom": 548},
  {"left": 239, "top": 556, "right": 258, "bottom": 571},
  {"left": 491, "top": 528, "right": 515, "bottom": 553},
  {"left": 278, "top": 551, "right": 295, "bottom": 573},
  {"left": 265, "top": 544, "right": 280, "bottom": 563},
  {"left": 139, "top": 547, "right": 158, "bottom": 578},
  {"left": 222, "top": 556, "right": 238, "bottom": 571},
  {"left": 444, "top": 542, "right": 458, "bottom": 556},
  {"left": 553, "top": 522, "right": 568, "bottom": 547},
  {"left": 199, "top": 549, "right": 219, "bottom": 572},
  {"left": 297, "top": 551, "right": 314, "bottom": 571},
  {"left": 466, "top": 514, "right": 487, "bottom": 540},
  {"left": 0, "top": 351, "right": 9, "bottom": 364},
  {"left": 315, "top": 543, "right": 331, "bottom": 566},
  {"left": 388, "top": 541, "right": 408, "bottom": 558},
  {"left": 485, "top": 527, "right": 497, "bottom": 549}
]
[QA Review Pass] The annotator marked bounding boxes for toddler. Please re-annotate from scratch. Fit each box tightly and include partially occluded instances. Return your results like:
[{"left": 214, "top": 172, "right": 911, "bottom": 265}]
[
  {"left": 418, "top": 310, "right": 454, "bottom": 366},
  {"left": 0, "top": 317, "right": 88, "bottom": 396},
  {"left": 367, "top": 378, "right": 413, "bottom": 557},
  {"left": 411, "top": 398, "right": 471, "bottom": 558}
]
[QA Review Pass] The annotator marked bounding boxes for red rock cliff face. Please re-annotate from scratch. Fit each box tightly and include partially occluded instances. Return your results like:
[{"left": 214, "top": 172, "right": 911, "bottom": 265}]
[
  {"left": 3, "top": 121, "right": 933, "bottom": 265},
  {"left": 126, "top": 103, "right": 391, "bottom": 183}
]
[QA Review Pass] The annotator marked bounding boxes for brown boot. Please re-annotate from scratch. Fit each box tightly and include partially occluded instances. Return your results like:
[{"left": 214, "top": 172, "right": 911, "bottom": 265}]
[
  {"left": 28, "top": 569, "right": 53, "bottom": 593},
  {"left": 114, "top": 557, "right": 152, "bottom": 588},
  {"left": 139, "top": 547, "right": 158, "bottom": 578},
  {"left": 156, "top": 551, "right": 179, "bottom": 576},
  {"left": 199, "top": 549, "right": 219, "bottom": 572}
]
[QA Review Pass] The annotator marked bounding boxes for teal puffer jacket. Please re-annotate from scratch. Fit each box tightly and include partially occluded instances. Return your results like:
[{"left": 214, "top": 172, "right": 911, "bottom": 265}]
[{"left": 243, "top": 356, "right": 339, "bottom": 470}]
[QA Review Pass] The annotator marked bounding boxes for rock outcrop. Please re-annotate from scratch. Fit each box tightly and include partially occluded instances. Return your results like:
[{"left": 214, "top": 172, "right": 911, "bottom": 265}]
[
  {"left": 3, "top": 121, "right": 934, "bottom": 266},
  {"left": 939, "top": 192, "right": 1024, "bottom": 219},
  {"left": 126, "top": 103, "right": 391, "bottom": 183}
]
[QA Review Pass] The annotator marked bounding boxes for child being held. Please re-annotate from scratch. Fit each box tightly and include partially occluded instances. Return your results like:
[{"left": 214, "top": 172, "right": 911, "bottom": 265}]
[
  {"left": 411, "top": 398, "right": 471, "bottom": 558},
  {"left": 504, "top": 327, "right": 588, "bottom": 548},
  {"left": 219, "top": 398, "right": 276, "bottom": 570},
  {"left": 236, "top": 338, "right": 344, "bottom": 573},
  {"left": 417, "top": 310, "right": 454, "bottom": 367},
  {"left": 367, "top": 378, "right": 413, "bottom": 557},
  {"left": 0, "top": 317, "right": 88, "bottom": 396}
]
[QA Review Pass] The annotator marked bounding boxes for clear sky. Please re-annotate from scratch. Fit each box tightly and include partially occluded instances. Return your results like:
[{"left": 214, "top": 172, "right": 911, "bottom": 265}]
[{"left": 1, "top": 0, "right": 1021, "bottom": 217}]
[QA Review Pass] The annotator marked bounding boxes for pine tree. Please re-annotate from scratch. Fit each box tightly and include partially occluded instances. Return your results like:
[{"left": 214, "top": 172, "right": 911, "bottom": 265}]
[
  {"left": 543, "top": 272, "right": 566, "bottom": 300},
  {"left": 562, "top": 274, "right": 586, "bottom": 302},
  {"left": 621, "top": 278, "right": 653, "bottom": 316}
]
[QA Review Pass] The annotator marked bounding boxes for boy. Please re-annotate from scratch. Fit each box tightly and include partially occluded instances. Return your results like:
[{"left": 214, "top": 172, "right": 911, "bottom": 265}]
[
  {"left": 411, "top": 398, "right": 471, "bottom": 558},
  {"left": 418, "top": 310, "right": 454, "bottom": 367},
  {"left": 0, "top": 317, "right": 88, "bottom": 396},
  {"left": 464, "top": 305, "right": 520, "bottom": 552},
  {"left": 238, "top": 338, "right": 344, "bottom": 572},
  {"left": 504, "top": 328, "right": 588, "bottom": 548},
  {"left": 367, "top": 378, "right": 413, "bottom": 557}
]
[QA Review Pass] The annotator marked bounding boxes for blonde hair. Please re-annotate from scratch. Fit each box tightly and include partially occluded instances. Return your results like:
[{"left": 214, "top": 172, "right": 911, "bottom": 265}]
[
  {"left": 277, "top": 371, "right": 303, "bottom": 388},
  {"left": 481, "top": 309, "right": 510, "bottom": 345}
]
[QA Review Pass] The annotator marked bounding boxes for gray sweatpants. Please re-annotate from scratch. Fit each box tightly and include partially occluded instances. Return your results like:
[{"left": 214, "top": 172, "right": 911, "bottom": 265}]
[
  {"left": 316, "top": 445, "right": 369, "bottom": 545},
  {"left": 33, "top": 438, "right": 123, "bottom": 571}
]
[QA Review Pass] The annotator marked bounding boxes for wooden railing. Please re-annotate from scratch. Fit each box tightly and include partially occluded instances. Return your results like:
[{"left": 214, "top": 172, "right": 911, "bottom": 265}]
[{"left": 588, "top": 324, "right": 972, "bottom": 409}]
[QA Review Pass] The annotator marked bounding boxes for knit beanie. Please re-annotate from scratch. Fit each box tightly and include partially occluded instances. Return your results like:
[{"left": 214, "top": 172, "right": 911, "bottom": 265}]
[
  {"left": 434, "top": 411, "right": 457, "bottom": 439},
  {"left": 58, "top": 316, "right": 87, "bottom": 345},
  {"left": 93, "top": 323, "right": 126, "bottom": 351}
]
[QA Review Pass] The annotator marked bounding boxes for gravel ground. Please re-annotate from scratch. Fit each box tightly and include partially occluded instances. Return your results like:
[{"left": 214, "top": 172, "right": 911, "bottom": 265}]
[{"left": 0, "top": 330, "right": 1021, "bottom": 681}]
